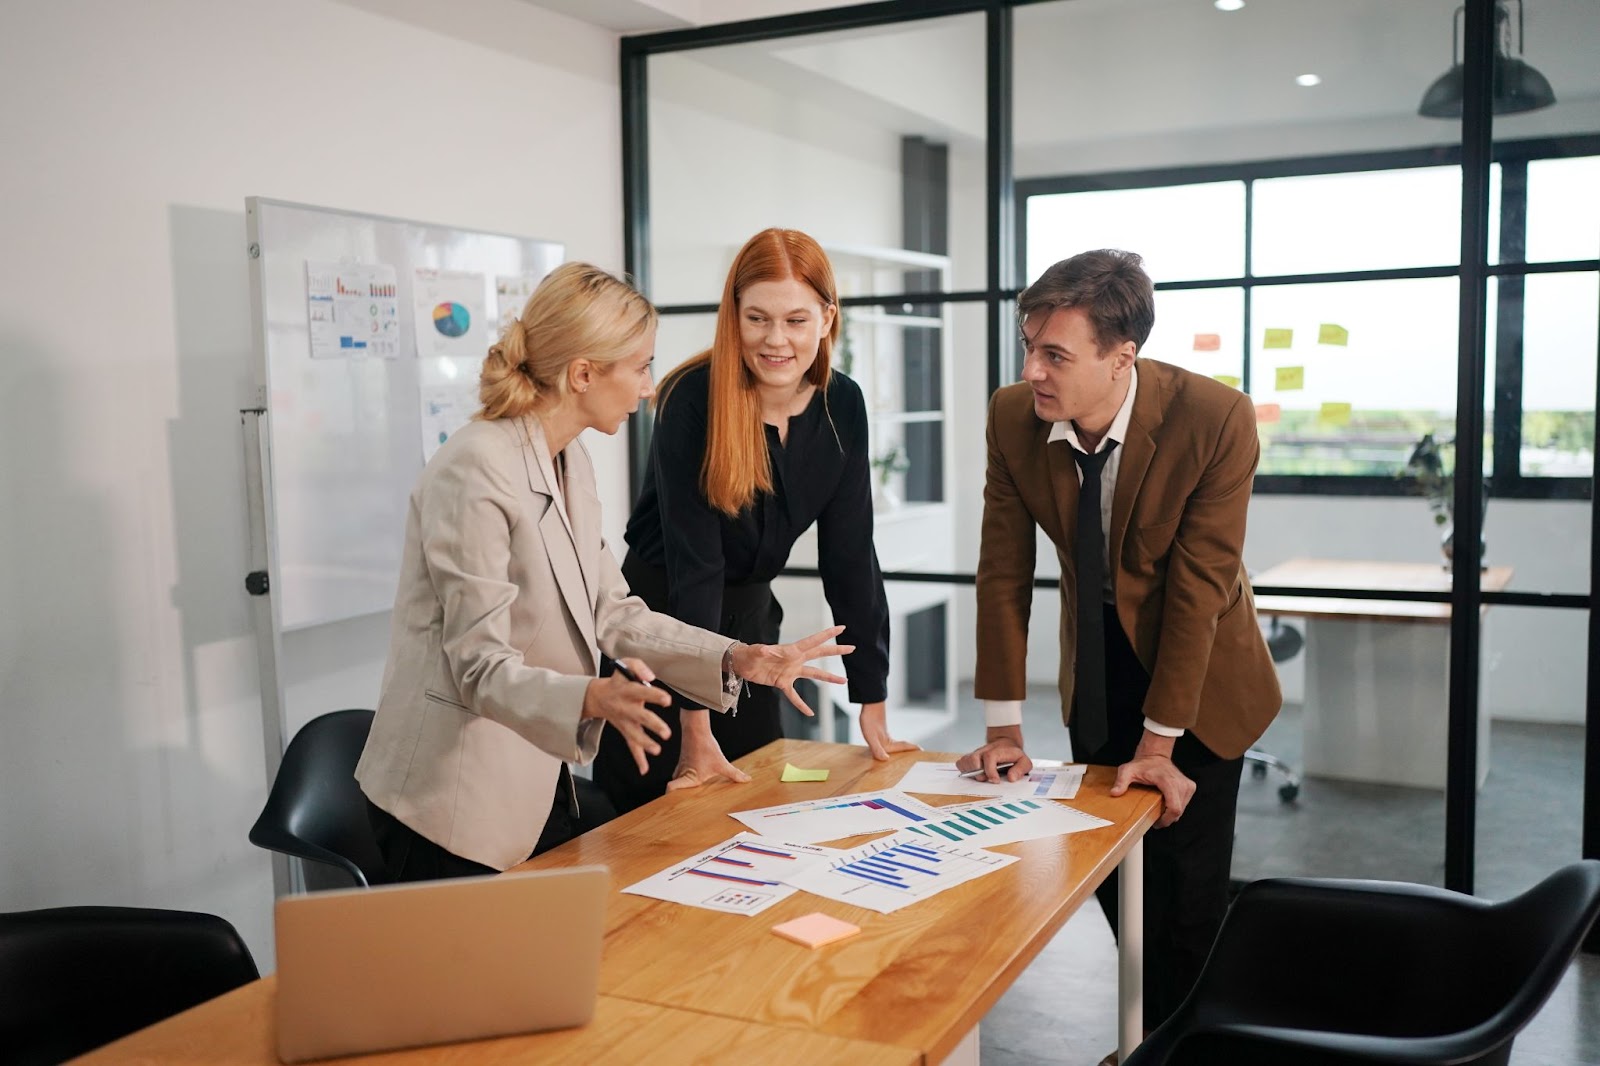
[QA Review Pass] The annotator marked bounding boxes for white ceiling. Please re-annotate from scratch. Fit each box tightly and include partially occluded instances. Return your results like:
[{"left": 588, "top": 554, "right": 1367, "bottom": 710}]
[{"left": 521, "top": 0, "right": 1598, "bottom": 168}]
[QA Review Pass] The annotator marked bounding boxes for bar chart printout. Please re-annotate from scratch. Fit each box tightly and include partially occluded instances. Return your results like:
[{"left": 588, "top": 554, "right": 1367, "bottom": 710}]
[
  {"left": 623, "top": 833, "right": 835, "bottom": 916},
  {"left": 730, "top": 790, "right": 948, "bottom": 844},
  {"left": 785, "top": 832, "right": 1018, "bottom": 914},
  {"left": 902, "top": 798, "right": 1113, "bottom": 848}
]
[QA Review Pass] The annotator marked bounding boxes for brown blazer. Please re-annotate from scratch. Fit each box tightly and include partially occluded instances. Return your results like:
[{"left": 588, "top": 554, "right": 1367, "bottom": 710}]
[
  {"left": 356, "top": 416, "right": 735, "bottom": 870},
  {"left": 974, "top": 359, "right": 1280, "bottom": 760}
]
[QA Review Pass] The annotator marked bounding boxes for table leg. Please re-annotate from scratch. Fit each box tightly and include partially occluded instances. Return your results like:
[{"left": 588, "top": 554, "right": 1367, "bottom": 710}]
[{"left": 1118, "top": 837, "right": 1144, "bottom": 1060}]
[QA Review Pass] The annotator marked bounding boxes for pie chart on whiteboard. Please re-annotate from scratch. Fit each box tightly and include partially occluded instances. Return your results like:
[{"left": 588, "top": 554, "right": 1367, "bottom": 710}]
[{"left": 432, "top": 301, "right": 471, "bottom": 338}]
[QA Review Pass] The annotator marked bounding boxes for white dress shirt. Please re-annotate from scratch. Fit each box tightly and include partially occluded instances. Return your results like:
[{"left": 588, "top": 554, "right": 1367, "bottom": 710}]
[{"left": 984, "top": 365, "right": 1183, "bottom": 740}]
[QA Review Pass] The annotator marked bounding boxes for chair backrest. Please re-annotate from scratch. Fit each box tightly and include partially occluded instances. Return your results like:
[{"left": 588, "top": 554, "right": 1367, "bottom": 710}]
[
  {"left": 1472, "top": 859, "right": 1600, "bottom": 1046},
  {"left": 0, "top": 905, "right": 259, "bottom": 1065},
  {"left": 249, "top": 708, "right": 390, "bottom": 888}
]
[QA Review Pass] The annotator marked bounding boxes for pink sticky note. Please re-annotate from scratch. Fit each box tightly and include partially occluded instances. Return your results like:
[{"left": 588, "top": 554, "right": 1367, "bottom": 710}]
[
  {"left": 771, "top": 912, "right": 861, "bottom": 948},
  {"left": 1193, "top": 333, "right": 1221, "bottom": 352},
  {"left": 1255, "top": 403, "right": 1282, "bottom": 424}
]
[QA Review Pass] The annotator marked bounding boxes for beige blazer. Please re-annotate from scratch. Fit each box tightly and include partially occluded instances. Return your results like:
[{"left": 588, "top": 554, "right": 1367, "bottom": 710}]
[
  {"left": 356, "top": 416, "right": 735, "bottom": 870},
  {"left": 974, "top": 359, "right": 1281, "bottom": 761}
]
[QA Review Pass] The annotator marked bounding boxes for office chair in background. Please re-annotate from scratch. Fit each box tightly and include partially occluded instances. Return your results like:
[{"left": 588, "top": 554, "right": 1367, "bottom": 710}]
[
  {"left": 1245, "top": 617, "right": 1303, "bottom": 803},
  {"left": 1125, "top": 859, "right": 1600, "bottom": 1066},
  {"left": 249, "top": 708, "right": 391, "bottom": 889},
  {"left": 0, "top": 905, "right": 259, "bottom": 1065}
]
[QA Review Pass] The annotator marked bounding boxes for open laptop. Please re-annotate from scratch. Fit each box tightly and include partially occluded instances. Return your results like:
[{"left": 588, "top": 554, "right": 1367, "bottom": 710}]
[{"left": 274, "top": 866, "right": 608, "bottom": 1063}]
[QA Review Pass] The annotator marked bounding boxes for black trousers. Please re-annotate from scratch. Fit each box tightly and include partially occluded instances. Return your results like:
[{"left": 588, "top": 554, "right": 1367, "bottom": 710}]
[
  {"left": 366, "top": 765, "right": 617, "bottom": 883},
  {"left": 1069, "top": 601, "right": 1244, "bottom": 1030},
  {"left": 593, "top": 554, "right": 783, "bottom": 815}
]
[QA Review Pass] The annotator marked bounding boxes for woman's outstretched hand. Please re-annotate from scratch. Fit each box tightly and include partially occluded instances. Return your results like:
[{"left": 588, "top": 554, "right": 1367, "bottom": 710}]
[{"left": 729, "top": 625, "right": 854, "bottom": 717}]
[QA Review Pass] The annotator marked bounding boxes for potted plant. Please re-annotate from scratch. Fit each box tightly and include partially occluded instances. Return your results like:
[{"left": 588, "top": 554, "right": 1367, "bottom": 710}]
[
  {"left": 870, "top": 444, "right": 910, "bottom": 510},
  {"left": 1400, "top": 432, "right": 1486, "bottom": 568}
]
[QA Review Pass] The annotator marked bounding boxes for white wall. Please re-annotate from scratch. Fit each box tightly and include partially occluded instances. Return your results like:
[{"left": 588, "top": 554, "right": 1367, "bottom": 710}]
[{"left": 0, "top": 0, "right": 626, "bottom": 968}]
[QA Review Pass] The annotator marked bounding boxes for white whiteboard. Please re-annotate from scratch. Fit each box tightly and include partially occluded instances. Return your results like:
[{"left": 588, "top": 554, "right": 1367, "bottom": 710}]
[{"left": 245, "top": 197, "right": 563, "bottom": 630}]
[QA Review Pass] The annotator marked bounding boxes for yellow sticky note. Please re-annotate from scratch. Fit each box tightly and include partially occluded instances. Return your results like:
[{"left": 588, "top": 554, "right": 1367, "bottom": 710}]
[
  {"left": 1255, "top": 402, "right": 1282, "bottom": 424},
  {"left": 781, "top": 763, "right": 829, "bottom": 783},
  {"left": 1263, "top": 328, "right": 1294, "bottom": 349},
  {"left": 1275, "top": 366, "right": 1305, "bottom": 391},
  {"left": 1212, "top": 374, "right": 1242, "bottom": 389},
  {"left": 1193, "top": 333, "right": 1221, "bottom": 351},
  {"left": 1318, "top": 323, "right": 1349, "bottom": 346},
  {"left": 1319, "top": 401, "right": 1353, "bottom": 427}
]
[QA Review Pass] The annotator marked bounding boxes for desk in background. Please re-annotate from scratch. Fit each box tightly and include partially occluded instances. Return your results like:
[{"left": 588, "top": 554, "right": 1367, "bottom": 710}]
[
  {"left": 1253, "top": 558, "right": 1514, "bottom": 790},
  {"left": 73, "top": 740, "right": 1161, "bottom": 1065}
]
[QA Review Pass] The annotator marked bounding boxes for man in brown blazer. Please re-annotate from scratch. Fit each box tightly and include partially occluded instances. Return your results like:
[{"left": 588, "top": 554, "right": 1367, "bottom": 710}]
[{"left": 958, "top": 249, "right": 1281, "bottom": 1035}]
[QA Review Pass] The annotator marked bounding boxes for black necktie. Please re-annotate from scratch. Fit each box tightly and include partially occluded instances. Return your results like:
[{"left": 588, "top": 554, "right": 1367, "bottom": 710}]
[{"left": 1071, "top": 441, "right": 1117, "bottom": 758}]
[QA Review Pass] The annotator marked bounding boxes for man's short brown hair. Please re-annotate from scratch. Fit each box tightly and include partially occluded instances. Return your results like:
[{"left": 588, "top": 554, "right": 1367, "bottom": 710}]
[{"left": 1018, "top": 249, "right": 1155, "bottom": 353}]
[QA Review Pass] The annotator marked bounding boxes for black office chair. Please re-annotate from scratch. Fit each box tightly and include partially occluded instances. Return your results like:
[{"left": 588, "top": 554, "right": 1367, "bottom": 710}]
[
  {"left": 249, "top": 708, "right": 391, "bottom": 888},
  {"left": 1244, "top": 617, "right": 1304, "bottom": 802},
  {"left": 1125, "top": 859, "right": 1600, "bottom": 1066},
  {"left": 0, "top": 905, "right": 259, "bottom": 1065}
]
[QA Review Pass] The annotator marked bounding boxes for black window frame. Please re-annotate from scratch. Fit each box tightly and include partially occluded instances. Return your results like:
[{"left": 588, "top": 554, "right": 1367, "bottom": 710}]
[{"left": 1017, "top": 134, "right": 1600, "bottom": 502}]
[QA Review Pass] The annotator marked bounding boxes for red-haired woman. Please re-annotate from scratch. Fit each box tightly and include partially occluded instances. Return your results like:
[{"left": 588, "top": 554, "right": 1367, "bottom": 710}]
[{"left": 594, "top": 229, "right": 916, "bottom": 814}]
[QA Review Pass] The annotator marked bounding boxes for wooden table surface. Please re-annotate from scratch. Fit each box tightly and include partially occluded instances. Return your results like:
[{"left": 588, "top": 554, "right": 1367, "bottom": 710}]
[
  {"left": 70, "top": 982, "right": 919, "bottom": 1065},
  {"left": 517, "top": 738, "right": 1163, "bottom": 1063},
  {"left": 73, "top": 739, "right": 1160, "bottom": 1066},
  {"left": 1253, "top": 557, "right": 1514, "bottom": 624}
]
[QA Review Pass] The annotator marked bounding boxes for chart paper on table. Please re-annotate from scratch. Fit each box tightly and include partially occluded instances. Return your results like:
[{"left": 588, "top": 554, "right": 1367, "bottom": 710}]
[
  {"left": 622, "top": 833, "right": 835, "bottom": 916},
  {"left": 901, "top": 798, "right": 1112, "bottom": 848},
  {"left": 783, "top": 832, "right": 1017, "bottom": 914},
  {"left": 894, "top": 760, "right": 1084, "bottom": 800},
  {"left": 730, "top": 790, "right": 947, "bottom": 844}
]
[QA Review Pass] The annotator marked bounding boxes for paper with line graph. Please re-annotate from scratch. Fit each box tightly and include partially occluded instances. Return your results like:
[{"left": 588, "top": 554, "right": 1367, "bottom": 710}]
[
  {"left": 783, "top": 832, "right": 1017, "bottom": 914},
  {"left": 901, "top": 797, "right": 1112, "bottom": 848},
  {"left": 729, "top": 790, "right": 948, "bottom": 844},
  {"left": 623, "top": 833, "right": 836, "bottom": 916}
]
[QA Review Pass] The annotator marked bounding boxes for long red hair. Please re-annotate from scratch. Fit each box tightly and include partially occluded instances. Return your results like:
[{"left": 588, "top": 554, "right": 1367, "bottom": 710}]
[{"left": 658, "top": 228, "right": 839, "bottom": 516}]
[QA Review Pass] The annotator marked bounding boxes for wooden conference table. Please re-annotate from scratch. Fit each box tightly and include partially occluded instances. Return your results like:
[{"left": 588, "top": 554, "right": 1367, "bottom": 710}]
[{"left": 74, "top": 740, "right": 1162, "bottom": 1065}]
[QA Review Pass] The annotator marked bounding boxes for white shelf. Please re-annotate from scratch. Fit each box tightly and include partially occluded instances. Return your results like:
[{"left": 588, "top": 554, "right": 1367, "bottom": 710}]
[
  {"left": 847, "top": 310, "right": 943, "bottom": 328},
  {"left": 871, "top": 410, "right": 943, "bottom": 425}
]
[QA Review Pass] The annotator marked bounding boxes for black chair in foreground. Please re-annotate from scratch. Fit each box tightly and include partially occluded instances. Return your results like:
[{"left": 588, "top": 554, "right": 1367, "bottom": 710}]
[
  {"left": 1126, "top": 859, "right": 1600, "bottom": 1066},
  {"left": 0, "top": 905, "right": 259, "bottom": 1065},
  {"left": 249, "top": 708, "right": 391, "bottom": 889}
]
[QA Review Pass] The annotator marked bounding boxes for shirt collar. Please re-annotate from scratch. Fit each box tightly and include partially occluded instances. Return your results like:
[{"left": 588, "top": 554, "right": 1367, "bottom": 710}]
[{"left": 1048, "top": 362, "right": 1139, "bottom": 451}]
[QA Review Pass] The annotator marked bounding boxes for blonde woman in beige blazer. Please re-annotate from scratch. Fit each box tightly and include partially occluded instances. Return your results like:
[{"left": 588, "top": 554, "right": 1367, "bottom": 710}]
[{"left": 356, "top": 263, "right": 850, "bottom": 881}]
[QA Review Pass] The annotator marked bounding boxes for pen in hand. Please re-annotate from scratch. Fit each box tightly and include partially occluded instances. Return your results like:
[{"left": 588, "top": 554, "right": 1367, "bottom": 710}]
[
  {"left": 959, "top": 762, "right": 1017, "bottom": 780},
  {"left": 612, "top": 660, "right": 648, "bottom": 685}
]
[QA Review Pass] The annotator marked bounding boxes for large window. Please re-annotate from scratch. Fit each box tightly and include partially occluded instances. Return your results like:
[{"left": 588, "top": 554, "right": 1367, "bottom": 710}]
[{"left": 1021, "top": 142, "right": 1599, "bottom": 494}]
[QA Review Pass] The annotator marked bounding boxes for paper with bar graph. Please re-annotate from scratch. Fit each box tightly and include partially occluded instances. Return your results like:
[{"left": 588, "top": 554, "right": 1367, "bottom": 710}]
[
  {"left": 729, "top": 790, "right": 948, "bottom": 844},
  {"left": 783, "top": 832, "right": 1017, "bottom": 914},
  {"left": 894, "top": 760, "right": 1085, "bottom": 800},
  {"left": 622, "top": 833, "right": 836, "bottom": 916},
  {"left": 901, "top": 797, "right": 1112, "bottom": 848}
]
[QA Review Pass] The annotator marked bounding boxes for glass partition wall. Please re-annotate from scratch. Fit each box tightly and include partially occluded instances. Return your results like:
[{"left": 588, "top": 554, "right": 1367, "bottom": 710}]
[{"left": 621, "top": 0, "right": 1598, "bottom": 905}]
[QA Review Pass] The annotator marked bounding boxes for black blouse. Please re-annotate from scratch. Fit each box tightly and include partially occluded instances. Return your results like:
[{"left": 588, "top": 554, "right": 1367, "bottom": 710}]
[{"left": 624, "top": 363, "right": 890, "bottom": 705}]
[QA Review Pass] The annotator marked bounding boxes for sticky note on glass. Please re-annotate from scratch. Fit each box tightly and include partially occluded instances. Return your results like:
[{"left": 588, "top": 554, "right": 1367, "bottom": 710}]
[
  {"left": 1275, "top": 366, "right": 1305, "bottom": 391},
  {"left": 1193, "top": 333, "right": 1221, "bottom": 351},
  {"left": 1263, "top": 328, "right": 1294, "bottom": 349},
  {"left": 781, "top": 764, "right": 829, "bottom": 783},
  {"left": 1319, "top": 401, "right": 1353, "bottom": 427},
  {"left": 1255, "top": 403, "right": 1282, "bottom": 424},
  {"left": 772, "top": 912, "right": 860, "bottom": 948},
  {"left": 1212, "top": 374, "right": 1242, "bottom": 389},
  {"left": 1318, "top": 323, "right": 1349, "bottom": 346}
]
